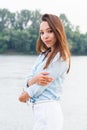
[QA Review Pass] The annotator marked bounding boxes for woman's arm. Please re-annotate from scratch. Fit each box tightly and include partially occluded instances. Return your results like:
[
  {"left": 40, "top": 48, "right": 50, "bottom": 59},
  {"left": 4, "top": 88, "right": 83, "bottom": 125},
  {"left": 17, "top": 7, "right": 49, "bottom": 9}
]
[
  {"left": 27, "top": 71, "right": 53, "bottom": 86},
  {"left": 26, "top": 59, "right": 68, "bottom": 98},
  {"left": 19, "top": 71, "right": 53, "bottom": 103}
]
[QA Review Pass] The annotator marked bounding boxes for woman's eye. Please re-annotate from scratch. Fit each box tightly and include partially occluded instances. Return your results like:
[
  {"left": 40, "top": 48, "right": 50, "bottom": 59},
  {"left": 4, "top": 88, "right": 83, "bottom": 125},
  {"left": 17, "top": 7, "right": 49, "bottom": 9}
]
[
  {"left": 40, "top": 29, "right": 53, "bottom": 35},
  {"left": 40, "top": 32, "right": 44, "bottom": 35},
  {"left": 48, "top": 30, "right": 53, "bottom": 33}
]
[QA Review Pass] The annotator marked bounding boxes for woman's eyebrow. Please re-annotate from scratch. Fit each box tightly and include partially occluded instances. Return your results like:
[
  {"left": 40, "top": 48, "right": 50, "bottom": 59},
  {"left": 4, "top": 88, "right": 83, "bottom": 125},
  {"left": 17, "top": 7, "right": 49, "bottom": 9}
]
[{"left": 40, "top": 27, "right": 51, "bottom": 32}]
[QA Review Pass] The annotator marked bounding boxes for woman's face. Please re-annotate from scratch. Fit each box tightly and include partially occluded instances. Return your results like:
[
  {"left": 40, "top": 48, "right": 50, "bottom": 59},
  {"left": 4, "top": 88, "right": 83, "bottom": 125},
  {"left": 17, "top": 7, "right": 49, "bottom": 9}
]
[{"left": 39, "top": 21, "right": 57, "bottom": 50}]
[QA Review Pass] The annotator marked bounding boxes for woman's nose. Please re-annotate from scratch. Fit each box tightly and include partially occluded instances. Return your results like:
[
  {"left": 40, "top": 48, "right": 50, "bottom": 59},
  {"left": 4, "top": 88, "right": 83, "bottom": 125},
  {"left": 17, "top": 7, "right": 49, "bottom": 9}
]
[{"left": 43, "top": 33, "right": 48, "bottom": 39}]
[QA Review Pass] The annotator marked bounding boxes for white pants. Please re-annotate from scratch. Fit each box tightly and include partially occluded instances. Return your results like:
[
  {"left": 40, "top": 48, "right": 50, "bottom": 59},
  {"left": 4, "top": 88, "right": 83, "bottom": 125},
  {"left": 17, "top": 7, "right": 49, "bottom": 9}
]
[{"left": 32, "top": 100, "right": 64, "bottom": 130}]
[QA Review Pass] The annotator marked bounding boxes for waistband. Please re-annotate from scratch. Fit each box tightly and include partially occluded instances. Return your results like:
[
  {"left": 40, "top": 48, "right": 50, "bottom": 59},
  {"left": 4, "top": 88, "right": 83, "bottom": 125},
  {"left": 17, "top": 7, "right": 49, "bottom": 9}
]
[{"left": 32, "top": 99, "right": 60, "bottom": 106}]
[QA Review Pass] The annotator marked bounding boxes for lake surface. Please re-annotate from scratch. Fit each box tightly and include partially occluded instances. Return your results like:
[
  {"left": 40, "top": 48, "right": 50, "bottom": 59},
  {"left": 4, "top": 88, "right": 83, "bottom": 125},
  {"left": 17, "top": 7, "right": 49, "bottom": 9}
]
[{"left": 0, "top": 55, "right": 87, "bottom": 130}]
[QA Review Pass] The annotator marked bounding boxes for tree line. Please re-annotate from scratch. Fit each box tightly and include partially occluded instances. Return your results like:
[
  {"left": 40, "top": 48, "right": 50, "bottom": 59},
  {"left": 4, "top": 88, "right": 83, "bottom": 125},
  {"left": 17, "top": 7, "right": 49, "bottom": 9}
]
[{"left": 0, "top": 8, "right": 87, "bottom": 55}]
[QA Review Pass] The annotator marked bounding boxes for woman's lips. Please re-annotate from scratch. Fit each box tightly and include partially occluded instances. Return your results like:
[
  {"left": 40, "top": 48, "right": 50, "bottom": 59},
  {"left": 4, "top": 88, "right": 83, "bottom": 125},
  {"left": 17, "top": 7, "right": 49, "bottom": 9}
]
[{"left": 45, "top": 40, "right": 51, "bottom": 44}]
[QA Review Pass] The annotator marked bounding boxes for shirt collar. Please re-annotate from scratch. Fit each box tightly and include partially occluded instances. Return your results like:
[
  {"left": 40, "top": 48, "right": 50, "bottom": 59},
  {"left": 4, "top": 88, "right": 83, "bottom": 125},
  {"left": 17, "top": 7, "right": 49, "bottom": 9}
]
[{"left": 51, "top": 52, "right": 60, "bottom": 64}]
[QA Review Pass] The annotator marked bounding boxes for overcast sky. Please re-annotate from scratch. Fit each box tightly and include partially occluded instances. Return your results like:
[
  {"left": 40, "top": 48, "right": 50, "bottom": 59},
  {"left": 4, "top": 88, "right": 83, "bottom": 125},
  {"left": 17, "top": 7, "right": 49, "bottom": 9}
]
[{"left": 0, "top": 0, "right": 87, "bottom": 33}]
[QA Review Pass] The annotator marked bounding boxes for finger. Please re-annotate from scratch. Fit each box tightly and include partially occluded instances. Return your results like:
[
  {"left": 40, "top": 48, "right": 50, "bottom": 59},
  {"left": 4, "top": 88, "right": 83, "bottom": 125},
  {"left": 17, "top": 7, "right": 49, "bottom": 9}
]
[
  {"left": 48, "top": 78, "right": 54, "bottom": 82},
  {"left": 39, "top": 80, "right": 51, "bottom": 86},
  {"left": 39, "top": 77, "right": 52, "bottom": 84},
  {"left": 43, "top": 77, "right": 54, "bottom": 81}
]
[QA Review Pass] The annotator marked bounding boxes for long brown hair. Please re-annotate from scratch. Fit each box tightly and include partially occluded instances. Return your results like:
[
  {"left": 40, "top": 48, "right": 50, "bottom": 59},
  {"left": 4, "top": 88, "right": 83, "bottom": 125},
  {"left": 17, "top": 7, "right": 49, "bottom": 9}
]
[{"left": 36, "top": 13, "right": 71, "bottom": 73}]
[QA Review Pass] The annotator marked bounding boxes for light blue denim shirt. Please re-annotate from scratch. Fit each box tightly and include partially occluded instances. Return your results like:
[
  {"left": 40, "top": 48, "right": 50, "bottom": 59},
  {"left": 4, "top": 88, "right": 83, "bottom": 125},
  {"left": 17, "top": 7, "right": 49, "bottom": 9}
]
[{"left": 25, "top": 52, "right": 68, "bottom": 103}]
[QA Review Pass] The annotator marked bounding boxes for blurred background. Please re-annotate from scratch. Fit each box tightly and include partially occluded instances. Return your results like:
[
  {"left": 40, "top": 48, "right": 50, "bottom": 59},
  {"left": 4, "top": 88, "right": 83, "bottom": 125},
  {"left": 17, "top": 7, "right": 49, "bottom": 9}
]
[{"left": 0, "top": 0, "right": 87, "bottom": 130}]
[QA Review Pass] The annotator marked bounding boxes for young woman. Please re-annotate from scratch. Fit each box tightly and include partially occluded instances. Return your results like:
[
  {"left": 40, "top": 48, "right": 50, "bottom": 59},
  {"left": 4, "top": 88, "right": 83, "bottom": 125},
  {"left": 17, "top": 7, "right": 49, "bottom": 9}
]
[{"left": 19, "top": 13, "right": 71, "bottom": 130}]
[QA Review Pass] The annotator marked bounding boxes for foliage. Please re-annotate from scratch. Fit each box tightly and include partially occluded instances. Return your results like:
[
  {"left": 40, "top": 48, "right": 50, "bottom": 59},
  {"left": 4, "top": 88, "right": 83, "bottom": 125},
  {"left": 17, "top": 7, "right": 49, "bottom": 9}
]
[{"left": 0, "top": 9, "right": 87, "bottom": 55}]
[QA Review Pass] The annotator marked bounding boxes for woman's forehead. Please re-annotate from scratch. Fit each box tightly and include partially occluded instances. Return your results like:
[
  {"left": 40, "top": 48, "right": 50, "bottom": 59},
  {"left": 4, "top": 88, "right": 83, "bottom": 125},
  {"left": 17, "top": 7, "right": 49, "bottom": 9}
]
[{"left": 40, "top": 21, "right": 50, "bottom": 31}]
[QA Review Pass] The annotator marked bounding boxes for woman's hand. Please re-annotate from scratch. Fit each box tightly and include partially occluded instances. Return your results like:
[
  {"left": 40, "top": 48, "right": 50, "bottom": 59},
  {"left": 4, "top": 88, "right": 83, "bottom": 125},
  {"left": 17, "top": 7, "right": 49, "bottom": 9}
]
[
  {"left": 18, "top": 91, "right": 30, "bottom": 103},
  {"left": 18, "top": 72, "right": 53, "bottom": 103},
  {"left": 32, "top": 72, "right": 54, "bottom": 86}
]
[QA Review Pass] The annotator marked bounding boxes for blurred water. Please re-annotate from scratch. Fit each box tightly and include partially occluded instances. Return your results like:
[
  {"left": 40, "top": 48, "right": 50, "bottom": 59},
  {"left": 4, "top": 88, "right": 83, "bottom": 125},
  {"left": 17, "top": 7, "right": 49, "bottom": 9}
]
[{"left": 0, "top": 55, "right": 87, "bottom": 130}]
